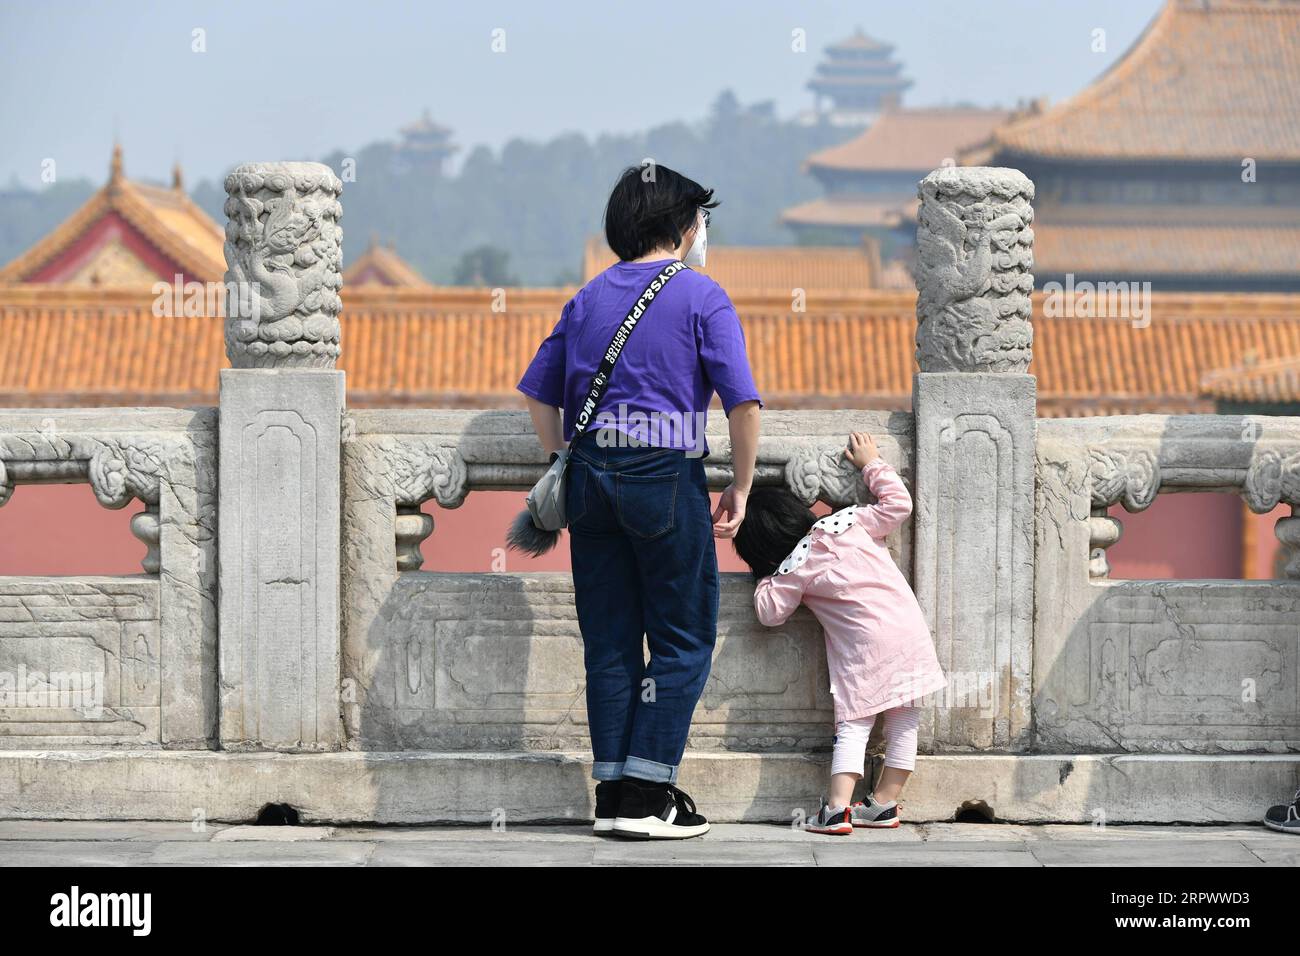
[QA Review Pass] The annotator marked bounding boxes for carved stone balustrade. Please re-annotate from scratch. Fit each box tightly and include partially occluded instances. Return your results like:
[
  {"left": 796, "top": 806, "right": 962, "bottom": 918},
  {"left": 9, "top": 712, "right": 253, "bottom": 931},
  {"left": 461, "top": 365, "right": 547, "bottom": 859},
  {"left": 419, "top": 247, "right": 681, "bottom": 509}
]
[
  {"left": 339, "top": 409, "right": 913, "bottom": 752},
  {"left": 1035, "top": 414, "right": 1300, "bottom": 753},
  {"left": 0, "top": 409, "right": 217, "bottom": 749}
]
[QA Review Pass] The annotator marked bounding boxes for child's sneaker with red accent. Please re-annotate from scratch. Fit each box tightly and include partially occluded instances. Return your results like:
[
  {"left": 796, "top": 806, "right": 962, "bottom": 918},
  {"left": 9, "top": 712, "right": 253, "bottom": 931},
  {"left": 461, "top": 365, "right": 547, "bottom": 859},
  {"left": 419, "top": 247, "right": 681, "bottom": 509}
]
[
  {"left": 805, "top": 801, "right": 853, "bottom": 835},
  {"left": 851, "top": 794, "right": 901, "bottom": 828}
]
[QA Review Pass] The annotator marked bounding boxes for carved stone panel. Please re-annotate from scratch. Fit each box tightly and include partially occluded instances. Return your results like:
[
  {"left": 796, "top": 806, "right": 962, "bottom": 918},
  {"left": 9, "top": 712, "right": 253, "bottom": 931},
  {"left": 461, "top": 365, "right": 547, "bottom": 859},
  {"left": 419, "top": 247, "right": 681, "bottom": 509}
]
[
  {"left": 1039, "top": 585, "right": 1300, "bottom": 752},
  {"left": 912, "top": 373, "right": 1037, "bottom": 750},
  {"left": 0, "top": 579, "right": 161, "bottom": 747},
  {"left": 346, "top": 573, "right": 833, "bottom": 753},
  {"left": 219, "top": 369, "right": 344, "bottom": 750}
]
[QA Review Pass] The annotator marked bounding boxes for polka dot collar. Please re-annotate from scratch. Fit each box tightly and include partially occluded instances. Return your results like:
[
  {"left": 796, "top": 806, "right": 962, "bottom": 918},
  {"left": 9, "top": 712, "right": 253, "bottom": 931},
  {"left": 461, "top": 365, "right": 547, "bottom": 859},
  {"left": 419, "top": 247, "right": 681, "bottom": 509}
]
[{"left": 775, "top": 505, "right": 860, "bottom": 575}]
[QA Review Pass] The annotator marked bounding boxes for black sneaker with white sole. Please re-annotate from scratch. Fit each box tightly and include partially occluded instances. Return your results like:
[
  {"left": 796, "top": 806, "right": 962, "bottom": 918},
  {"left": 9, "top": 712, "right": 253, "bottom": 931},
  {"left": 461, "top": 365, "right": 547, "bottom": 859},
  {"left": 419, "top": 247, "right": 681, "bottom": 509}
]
[
  {"left": 593, "top": 780, "right": 622, "bottom": 834},
  {"left": 612, "top": 780, "right": 710, "bottom": 839},
  {"left": 1264, "top": 788, "right": 1300, "bottom": 835}
]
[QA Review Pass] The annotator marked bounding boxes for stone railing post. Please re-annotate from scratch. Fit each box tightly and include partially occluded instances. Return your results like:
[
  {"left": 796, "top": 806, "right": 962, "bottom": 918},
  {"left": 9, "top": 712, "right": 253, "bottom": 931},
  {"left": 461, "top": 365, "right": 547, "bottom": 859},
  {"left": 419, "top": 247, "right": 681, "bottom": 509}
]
[
  {"left": 911, "top": 167, "right": 1036, "bottom": 751},
  {"left": 218, "top": 162, "right": 345, "bottom": 750}
]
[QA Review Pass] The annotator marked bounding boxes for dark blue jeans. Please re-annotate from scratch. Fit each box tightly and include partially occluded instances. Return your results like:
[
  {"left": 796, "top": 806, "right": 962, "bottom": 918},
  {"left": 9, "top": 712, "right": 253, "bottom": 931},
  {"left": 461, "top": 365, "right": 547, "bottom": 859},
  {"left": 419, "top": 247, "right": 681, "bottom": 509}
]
[{"left": 567, "top": 431, "right": 719, "bottom": 784}]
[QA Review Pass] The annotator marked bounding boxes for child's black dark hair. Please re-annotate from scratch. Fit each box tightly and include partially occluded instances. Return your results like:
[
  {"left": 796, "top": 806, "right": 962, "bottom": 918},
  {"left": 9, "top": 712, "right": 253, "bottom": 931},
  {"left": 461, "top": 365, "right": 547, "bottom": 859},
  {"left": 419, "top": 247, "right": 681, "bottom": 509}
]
[
  {"left": 603, "top": 163, "right": 718, "bottom": 261},
  {"left": 733, "top": 486, "right": 818, "bottom": 580}
]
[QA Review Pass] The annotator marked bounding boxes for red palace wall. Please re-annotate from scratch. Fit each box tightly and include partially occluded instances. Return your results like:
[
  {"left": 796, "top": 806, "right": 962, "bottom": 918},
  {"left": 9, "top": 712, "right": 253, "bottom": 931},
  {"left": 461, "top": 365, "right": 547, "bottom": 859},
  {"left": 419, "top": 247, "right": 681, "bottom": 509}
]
[{"left": 0, "top": 483, "right": 1280, "bottom": 580}]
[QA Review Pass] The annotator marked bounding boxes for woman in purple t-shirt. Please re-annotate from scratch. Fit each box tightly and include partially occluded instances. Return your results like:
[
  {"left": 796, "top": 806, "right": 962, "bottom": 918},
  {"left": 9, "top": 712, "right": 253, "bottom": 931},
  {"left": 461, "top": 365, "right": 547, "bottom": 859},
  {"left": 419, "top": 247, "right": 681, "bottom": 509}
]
[{"left": 517, "top": 164, "right": 762, "bottom": 839}]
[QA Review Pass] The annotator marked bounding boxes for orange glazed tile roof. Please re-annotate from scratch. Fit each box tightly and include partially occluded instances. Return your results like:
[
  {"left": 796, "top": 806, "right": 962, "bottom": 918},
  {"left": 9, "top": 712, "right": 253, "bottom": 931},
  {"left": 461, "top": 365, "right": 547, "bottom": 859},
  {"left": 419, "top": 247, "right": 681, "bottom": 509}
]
[
  {"left": 1201, "top": 354, "right": 1300, "bottom": 403},
  {"left": 804, "top": 108, "right": 1012, "bottom": 173},
  {"left": 5, "top": 286, "right": 1300, "bottom": 416},
  {"left": 581, "top": 237, "right": 880, "bottom": 295},
  {"left": 343, "top": 237, "right": 432, "bottom": 288},
  {"left": 1034, "top": 217, "right": 1300, "bottom": 278},
  {"left": 976, "top": 0, "right": 1300, "bottom": 162},
  {"left": 779, "top": 196, "right": 917, "bottom": 230},
  {"left": 0, "top": 146, "right": 227, "bottom": 285}
]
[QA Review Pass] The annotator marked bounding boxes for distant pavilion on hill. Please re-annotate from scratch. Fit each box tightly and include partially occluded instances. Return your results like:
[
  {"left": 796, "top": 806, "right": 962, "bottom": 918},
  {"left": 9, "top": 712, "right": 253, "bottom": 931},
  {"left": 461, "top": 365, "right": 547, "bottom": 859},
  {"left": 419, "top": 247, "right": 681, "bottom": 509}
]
[{"left": 805, "top": 28, "right": 912, "bottom": 127}]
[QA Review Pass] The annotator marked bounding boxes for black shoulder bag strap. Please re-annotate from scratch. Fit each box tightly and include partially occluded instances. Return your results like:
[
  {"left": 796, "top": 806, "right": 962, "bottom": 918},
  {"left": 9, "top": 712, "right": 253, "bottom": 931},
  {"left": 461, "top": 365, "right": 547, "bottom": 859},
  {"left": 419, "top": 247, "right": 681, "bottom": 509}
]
[{"left": 570, "top": 259, "right": 690, "bottom": 440}]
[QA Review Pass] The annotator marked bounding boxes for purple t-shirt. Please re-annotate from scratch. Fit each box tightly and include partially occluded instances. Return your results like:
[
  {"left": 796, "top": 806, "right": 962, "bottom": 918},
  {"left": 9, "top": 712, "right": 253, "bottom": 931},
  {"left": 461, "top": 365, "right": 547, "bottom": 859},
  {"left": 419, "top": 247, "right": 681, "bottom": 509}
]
[{"left": 517, "top": 259, "right": 762, "bottom": 455}]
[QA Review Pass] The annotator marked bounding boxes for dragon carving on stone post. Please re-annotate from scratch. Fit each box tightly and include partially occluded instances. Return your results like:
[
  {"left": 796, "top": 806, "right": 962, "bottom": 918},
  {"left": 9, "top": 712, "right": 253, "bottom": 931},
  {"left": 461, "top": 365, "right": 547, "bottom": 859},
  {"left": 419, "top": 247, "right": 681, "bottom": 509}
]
[{"left": 223, "top": 162, "right": 344, "bottom": 368}]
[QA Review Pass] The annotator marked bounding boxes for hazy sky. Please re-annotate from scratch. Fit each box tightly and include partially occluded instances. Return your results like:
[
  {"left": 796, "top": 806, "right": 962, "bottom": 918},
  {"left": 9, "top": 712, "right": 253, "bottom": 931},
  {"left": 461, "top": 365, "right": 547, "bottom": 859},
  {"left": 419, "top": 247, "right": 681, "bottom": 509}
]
[{"left": 0, "top": 0, "right": 1164, "bottom": 188}]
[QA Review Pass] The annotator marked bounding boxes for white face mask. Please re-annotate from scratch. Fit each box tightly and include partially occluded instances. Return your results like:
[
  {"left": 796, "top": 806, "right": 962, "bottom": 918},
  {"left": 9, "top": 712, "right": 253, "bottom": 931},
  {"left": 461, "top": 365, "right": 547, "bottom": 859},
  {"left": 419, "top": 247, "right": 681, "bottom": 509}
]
[{"left": 681, "top": 214, "right": 707, "bottom": 268}]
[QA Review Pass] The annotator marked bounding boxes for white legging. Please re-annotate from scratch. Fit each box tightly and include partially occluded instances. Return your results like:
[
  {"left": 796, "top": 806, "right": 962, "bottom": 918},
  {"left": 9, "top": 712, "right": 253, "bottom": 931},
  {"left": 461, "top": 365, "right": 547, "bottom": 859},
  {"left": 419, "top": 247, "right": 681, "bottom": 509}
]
[{"left": 831, "top": 706, "right": 921, "bottom": 777}]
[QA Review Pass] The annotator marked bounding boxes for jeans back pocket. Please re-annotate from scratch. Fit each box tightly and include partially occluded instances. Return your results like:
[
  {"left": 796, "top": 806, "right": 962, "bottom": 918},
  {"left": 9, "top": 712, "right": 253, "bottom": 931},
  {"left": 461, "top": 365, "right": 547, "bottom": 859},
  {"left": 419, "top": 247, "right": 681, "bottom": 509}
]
[
  {"left": 565, "top": 459, "right": 589, "bottom": 528},
  {"left": 614, "top": 471, "right": 678, "bottom": 540}
]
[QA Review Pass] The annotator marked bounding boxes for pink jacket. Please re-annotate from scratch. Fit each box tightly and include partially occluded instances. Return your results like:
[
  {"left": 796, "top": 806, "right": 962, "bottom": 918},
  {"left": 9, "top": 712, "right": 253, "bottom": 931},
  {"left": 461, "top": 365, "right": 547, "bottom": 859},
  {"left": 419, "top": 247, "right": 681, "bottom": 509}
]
[{"left": 753, "top": 458, "right": 947, "bottom": 723}]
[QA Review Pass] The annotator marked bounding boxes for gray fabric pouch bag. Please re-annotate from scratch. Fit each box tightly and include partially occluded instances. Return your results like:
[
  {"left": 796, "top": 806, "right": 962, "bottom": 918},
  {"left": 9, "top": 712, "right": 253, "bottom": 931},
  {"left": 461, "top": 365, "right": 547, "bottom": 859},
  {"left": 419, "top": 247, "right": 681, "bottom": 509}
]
[{"left": 524, "top": 448, "right": 570, "bottom": 533}]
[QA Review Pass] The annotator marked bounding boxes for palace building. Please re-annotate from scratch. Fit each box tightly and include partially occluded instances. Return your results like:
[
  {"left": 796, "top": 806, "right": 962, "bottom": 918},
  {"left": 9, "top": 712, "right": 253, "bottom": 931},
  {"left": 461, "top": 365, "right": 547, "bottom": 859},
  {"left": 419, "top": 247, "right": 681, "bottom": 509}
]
[
  {"left": 963, "top": 0, "right": 1300, "bottom": 292},
  {"left": 0, "top": 145, "right": 224, "bottom": 288},
  {"left": 781, "top": 107, "right": 1012, "bottom": 251},
  {"left": 788, "top": 0, "right": 1300, "bottom": 293},
  {"left": 343, "top": 236, "right": 432, "bottom": 288}
]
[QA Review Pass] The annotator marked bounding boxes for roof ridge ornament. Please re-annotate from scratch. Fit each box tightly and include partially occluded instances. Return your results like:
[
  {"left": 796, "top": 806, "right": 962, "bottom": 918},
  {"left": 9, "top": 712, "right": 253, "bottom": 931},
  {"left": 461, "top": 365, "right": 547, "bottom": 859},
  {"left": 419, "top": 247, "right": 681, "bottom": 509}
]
[{"left": 109, "top": 142, "right": 124, "bottom": 189}]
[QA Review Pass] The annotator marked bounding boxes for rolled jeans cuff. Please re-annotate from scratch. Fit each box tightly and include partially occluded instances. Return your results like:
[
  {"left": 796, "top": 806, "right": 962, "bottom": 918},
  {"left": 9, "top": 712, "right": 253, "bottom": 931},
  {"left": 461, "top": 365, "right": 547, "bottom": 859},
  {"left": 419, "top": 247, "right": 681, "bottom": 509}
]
[
  {"left": 623, "top": 755, "right": 679, "bottom": 785},
  {"left": 591, "top": 760, "right": 625, "bottom": 781}
]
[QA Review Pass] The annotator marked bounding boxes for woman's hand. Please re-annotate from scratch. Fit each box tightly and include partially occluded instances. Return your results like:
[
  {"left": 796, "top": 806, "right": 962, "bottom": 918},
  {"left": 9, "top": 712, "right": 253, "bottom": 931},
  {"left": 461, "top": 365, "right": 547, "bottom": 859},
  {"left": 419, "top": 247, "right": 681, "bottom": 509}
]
[
  {"left": 712, "top": 484, "right": 748, "bottom": 538},
  {"left": 844, "top": 431, "right": 880, "bottom": 470},
  {"left": 524, "top": 396, "right": 566, "bottom": 457}
]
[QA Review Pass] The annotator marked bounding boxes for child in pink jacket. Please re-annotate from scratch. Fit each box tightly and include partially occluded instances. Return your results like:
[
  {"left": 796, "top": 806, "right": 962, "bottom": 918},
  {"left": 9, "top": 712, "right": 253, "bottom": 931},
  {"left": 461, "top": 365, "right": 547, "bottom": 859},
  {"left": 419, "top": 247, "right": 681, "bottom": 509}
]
[{"left": 734, "top": 432, "right": 947, "bottom": 834}]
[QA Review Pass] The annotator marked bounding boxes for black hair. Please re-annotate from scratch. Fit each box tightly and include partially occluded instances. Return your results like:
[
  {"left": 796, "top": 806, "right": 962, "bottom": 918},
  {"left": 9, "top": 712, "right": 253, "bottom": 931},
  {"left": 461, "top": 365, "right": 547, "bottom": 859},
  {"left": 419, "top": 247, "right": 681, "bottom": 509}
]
[
  {"left": 733, "top": 486, "right": 818, "bottom": 580},
  {"left": 603, "top": 163, "right": 718, "bottom": 261}
]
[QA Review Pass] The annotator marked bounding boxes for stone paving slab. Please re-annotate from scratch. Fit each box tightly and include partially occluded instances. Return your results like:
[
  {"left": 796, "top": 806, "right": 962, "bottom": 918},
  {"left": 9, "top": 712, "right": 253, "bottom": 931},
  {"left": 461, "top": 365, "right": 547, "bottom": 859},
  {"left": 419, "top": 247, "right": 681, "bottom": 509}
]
[
  {"left": 1240, "top": 839, "right": 1300, "bottom": 866},
  {"left": 147, "top": 841, "right": 376, "bottom": 867},
  {"left": 0, "top": 820, "right": 227, "bottom": 842},
  {"left": 212, "top": 825, "right": 336, "bottom": 842},
  {"left": 591, "top": 838, "right": 818, "bottom": 867},
  {"left": 1032, "top": 824, "right": 1267, "bottom": 843},
  {"left": 0, "top": 821, "right": 1293, "bottom": 866},
  {"left": 918, "top": 822, "right": 1048, "bottom": 842},
  {"left": 370, "top": 842, "right": 597, "bottom": 867},
  {"left": 0, "top": 841, "right": 161, "bottom": 866},
  {"left": 1027, "top": 839, "right": 1265, "bottom": 867},
  {"left": 813, "top": 844, "right": 1041, "bottom": 867}
]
